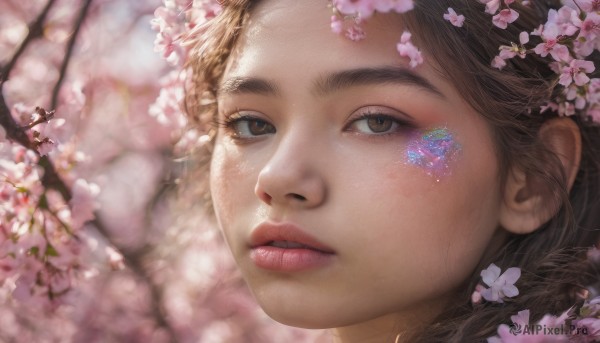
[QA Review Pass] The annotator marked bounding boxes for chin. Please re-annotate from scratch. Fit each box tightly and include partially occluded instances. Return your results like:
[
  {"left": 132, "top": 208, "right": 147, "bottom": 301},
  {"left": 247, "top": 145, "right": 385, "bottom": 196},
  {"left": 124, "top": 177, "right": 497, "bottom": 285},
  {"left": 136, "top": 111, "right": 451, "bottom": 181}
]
[{"left": 259, "top": 302, "right": 340, "bottom": 329}]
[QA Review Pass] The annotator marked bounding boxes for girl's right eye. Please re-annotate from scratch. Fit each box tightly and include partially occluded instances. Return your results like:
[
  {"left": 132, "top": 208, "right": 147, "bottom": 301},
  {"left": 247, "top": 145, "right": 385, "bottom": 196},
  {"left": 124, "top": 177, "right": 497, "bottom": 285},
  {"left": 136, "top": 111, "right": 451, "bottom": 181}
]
[{"left": 223, "top": 113, "right": 276, "bottom": 140}]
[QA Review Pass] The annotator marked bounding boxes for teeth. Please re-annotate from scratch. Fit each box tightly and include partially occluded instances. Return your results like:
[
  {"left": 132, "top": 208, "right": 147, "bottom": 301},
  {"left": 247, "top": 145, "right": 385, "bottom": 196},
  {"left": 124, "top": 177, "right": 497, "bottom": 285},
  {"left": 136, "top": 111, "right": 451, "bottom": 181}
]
[{"left": 269, "top": 241, "right": 311, "bottom": 249}]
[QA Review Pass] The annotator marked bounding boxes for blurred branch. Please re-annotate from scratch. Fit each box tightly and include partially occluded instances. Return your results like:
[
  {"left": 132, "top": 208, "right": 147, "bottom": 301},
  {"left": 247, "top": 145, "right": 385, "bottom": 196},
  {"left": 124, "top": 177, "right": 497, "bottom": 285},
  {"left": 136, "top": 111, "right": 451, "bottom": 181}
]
[
  {"left": 0, "top": 2, "right": 178, "bottom": 342},
  {"left": 50, "top": 0, "right": 93, "bottom": 109},
  {"left": 0, "top": 0, "right": 57, "bottom": 84},
  {"left": 0, "top": 91, "right": 31, "bottom": 148},
  {"left": 0, "top": 0, "right": 57, "bottom": 147}
]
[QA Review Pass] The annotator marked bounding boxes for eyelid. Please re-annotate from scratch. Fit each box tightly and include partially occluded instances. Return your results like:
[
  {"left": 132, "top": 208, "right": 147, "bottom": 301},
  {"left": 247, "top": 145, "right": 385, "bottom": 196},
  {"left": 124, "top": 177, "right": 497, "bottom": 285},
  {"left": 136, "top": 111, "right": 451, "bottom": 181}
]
[
  {"left": 219, "top": 110, "right": 266, "bottom": 127},
  {"left": 345, "top": 106, "right": 416, "bottom": 131}
]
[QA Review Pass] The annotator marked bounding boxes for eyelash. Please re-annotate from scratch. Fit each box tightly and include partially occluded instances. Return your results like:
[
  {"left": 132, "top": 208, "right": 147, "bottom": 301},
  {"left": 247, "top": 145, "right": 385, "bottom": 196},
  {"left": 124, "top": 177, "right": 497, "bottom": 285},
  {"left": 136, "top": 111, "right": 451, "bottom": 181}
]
[
  {"left": 215, "top": 112, "right": 272, "bottom": 142},
  {"left": 216, "top": 110, "right": 415, "bottom": 142}
]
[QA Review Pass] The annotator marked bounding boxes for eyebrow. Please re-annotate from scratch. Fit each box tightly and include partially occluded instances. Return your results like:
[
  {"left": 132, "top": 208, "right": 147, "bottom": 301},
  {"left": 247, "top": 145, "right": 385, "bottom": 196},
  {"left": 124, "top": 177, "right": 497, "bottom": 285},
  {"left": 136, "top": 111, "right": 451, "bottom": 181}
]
[
  {"left": 218, "top": 77, "right": 280, "bottom": 96},
  {"left": 218, "top": 66, "right": 445, "bottom": 99},
  {"left": 313, "top": 67, "right": 445, "bottom": 98}
]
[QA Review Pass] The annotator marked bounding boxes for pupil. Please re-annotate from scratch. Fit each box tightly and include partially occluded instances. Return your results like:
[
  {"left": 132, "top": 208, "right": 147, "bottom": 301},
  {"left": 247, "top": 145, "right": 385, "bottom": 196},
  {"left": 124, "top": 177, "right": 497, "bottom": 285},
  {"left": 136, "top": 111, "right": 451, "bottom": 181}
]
[
  {"left": 367, "top": 117, "right": 392, "bottom": 133},
  {"left": 249, "top": 120, "right": 271, "bottom": 135}
]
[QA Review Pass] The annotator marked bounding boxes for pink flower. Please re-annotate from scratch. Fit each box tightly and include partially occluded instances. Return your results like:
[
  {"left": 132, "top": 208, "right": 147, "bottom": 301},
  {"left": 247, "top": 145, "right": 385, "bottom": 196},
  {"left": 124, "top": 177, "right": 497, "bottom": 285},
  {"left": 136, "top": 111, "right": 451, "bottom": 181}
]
[
  {"left": 36, "top": 138, "right": 55, "bottom": 157},
  {"left": 511, "top": 309, "right": 530, "bottom": 327},
  {"left": 573, "top": 317, "right": 600, "bottom": 339},
  {"left": 346, "top": 24, "right": 366, "bottom": 41},
  {"left": 518, "top": 31, "right": 530, "bottom": 45},
  {"left": 471, "top": 283, "right": 485, "bottom": 304},
  {"left": 333, "top": 0, "right": 414, "bottom": 18},
  {"left": 479, "top": 263, "right": 521, "bottom": 303},
  {"left": 558, "top": 59, "right": 595, "bottom": 87},
  {"left": 589, "top": 107, "right": 600, "bottom": 122},
  {"left": 151, "top": 6, "right": 180, "bottom": 33},
  {"left": 576, "top": 12, "right": 600, "bottom": 41},
  {"left": 492, "top": 8, "right": 519, "bottom": 29},
  {"left": 549, "top": 7, "right": 579, "bottom": 36},
  {"left": 558, "top": 101, "right": 576, "bottom": 116},
  {"left": 333, "top": 0, "right": 376, "bottom": 18},
  {"left": 396, "top": 31, "right": 423, "bottom": 68},
  {"left": 444, "top": 8, "right": 465, "bottom": 27},
  {"left": 578, "top": 0, "right": 600, "bottom": 12},
  {"left": 488, "top": 308, "right": 572, "bottom": 342},
  {"left": 565, "top": 84, "right": 587, "bottom": 109},
  {"left": 373, "top": 0, "right": 414, "bottom": 13},
  {"left": 496, "top": 31, "right": 529, "bottom": 64},
  {"left": 533, "top": 24, "right": 570, "bottom": 62},
  {"left": 331, "top": 15, "right": 343, "bottom": 34},
  {"left": 492, "top": 55, "right": 507, "bottom": 69},
  {"left": 537, "top": 307, "right": 572, "bottom": 328},
  {"left": 479, "top": 0, "right": 502, "bottom": 15}
]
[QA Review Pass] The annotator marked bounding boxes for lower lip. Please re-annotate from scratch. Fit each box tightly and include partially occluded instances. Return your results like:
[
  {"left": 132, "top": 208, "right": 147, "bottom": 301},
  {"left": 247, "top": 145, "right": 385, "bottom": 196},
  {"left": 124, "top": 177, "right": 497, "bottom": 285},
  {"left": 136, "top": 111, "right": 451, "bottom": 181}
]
[{"left": 250, "top": 246, "right": 334, "bottom": 272}]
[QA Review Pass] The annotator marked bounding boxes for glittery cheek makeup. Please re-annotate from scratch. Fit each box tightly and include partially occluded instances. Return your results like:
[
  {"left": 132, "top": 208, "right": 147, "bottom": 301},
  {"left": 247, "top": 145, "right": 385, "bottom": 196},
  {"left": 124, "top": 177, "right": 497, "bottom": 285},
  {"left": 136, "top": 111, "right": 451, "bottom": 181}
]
[{"left": 404, "top": 127, "right": 462, "bottom": 181}]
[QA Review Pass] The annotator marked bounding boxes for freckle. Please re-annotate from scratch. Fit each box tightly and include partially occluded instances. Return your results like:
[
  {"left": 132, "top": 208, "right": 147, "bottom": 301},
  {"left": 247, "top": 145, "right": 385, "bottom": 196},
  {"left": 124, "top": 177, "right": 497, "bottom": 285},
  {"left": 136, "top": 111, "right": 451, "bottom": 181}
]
[{"left": 404, "top": 127, "right": 462, "bottom": 180}]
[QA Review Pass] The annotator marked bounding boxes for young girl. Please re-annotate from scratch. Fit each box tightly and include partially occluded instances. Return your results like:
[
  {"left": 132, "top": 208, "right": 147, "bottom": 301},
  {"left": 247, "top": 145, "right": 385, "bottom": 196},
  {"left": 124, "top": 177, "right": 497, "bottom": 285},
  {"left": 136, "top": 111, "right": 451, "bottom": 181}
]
[{"left": 183, "top": 0, "right": 600, "bottom": 341}]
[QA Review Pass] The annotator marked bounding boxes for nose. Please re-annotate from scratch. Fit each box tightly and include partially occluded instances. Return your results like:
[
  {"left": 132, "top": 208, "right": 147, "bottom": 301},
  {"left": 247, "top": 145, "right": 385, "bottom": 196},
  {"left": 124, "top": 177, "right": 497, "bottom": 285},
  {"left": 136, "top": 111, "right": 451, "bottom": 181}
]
[{"left": 254, "top": 133, "right": 327, "bottom": 209}]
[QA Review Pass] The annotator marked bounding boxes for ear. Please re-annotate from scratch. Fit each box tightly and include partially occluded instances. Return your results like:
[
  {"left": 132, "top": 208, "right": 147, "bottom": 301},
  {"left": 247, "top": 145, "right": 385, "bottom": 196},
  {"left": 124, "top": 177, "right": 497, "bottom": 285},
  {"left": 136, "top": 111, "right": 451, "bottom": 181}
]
[{"left": 499, "top": 117, "right": 582, "bottom": 235}]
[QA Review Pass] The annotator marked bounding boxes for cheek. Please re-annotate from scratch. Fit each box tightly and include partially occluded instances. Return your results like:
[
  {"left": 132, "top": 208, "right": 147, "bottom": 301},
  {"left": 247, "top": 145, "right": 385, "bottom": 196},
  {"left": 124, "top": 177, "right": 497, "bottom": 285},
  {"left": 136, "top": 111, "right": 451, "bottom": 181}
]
[
  {"left": 373, "top": 133, "right": 500, "bottom": 286},
  {"left": 209, "top": 143, "right": 255, "bottom": 230},
  {"left": 404, "top": 127, "right": 462, "bottom": 181}
]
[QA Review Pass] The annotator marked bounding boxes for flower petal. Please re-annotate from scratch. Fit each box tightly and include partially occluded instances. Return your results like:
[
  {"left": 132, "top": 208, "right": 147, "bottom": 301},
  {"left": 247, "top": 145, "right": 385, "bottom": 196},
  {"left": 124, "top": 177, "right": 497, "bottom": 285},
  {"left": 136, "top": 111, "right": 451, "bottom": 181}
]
[
  {"left": 481, "top": 263, "right": 501, "bottom": 286},
  {"left": 499, "top": 267, "right": 521, "bottom": 284},
  {"left": 502, "top": 284, "right": 519, "bottom": 298}
]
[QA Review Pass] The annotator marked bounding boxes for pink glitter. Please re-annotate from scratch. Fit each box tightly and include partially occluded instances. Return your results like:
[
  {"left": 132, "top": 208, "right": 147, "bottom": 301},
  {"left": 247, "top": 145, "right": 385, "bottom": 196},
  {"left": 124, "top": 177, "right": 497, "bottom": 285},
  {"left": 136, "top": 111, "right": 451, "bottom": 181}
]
[{"left": 405, "top": 127, "right": 462, "bottom": 180}]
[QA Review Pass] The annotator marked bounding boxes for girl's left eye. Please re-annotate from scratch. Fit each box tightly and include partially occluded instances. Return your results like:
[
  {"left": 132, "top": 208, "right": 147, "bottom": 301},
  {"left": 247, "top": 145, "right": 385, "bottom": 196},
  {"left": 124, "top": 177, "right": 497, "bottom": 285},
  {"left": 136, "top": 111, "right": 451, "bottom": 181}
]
[{"left": 347, "top": 112, "right": 411, "bottom": 135}]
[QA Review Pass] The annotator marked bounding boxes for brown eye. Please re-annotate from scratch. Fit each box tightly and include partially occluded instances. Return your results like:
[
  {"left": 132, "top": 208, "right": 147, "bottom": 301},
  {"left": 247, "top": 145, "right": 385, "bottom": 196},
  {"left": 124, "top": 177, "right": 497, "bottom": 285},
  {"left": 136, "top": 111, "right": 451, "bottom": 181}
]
[
  {"left": 350, "top": 114, "right": 400, "bottom": 135},
  {"left": 246, "top": 120, "right": 275, "bottom": 135},
  {"left": 226, "top": 115, "right": 276, "bottom": 139},
  {"left": 366, "top": 117, "right": 393, "bottom": 133}
]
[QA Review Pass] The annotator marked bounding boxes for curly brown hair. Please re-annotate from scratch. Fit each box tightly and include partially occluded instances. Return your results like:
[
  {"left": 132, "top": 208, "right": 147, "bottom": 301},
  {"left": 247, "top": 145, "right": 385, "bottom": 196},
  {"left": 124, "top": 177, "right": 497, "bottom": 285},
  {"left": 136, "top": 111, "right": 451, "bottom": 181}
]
[{"left": 184, "top": 1, "right": 600, "bottom": 341}]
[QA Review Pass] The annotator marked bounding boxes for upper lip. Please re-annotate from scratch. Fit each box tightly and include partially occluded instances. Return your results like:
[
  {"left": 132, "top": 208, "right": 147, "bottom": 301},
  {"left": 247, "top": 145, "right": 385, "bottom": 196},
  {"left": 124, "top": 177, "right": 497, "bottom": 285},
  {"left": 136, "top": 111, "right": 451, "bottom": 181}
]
[{"left": 249, "top": 221, "right": 336, "bottom": 254}]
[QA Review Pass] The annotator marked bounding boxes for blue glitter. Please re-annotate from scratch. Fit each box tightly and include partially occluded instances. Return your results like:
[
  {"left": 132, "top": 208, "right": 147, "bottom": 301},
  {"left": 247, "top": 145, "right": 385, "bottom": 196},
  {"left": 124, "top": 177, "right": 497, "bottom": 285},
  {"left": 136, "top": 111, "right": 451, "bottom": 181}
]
[{"left": 405, "top": 127, "right": 462, "bottom": 180}]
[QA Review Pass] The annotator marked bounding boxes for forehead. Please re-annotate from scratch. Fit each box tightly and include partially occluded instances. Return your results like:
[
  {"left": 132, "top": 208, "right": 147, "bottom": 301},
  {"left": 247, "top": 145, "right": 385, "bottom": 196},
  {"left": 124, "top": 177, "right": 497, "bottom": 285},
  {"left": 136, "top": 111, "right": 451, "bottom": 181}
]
[{"left": 223, "top": 0, "right": 412, "bottom": 78}]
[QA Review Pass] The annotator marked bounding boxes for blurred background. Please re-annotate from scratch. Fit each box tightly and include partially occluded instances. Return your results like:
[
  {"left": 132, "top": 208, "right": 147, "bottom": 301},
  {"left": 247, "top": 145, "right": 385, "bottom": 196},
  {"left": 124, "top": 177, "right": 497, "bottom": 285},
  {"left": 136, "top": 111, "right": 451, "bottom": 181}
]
[{"left": 0, "top": 1, "right": 327, "bottom": 341}]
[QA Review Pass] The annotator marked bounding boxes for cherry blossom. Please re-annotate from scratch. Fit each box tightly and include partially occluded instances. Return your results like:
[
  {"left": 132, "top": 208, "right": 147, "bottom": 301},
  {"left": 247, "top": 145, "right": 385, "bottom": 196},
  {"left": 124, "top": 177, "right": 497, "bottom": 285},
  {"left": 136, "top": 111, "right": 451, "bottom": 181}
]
[
  {"left": 548, "top": 7, "right": 579, "bottom": 37},
  {"left": 492, "top": 55, "right": 508, "bottom": 69},
  {"left": 479, "top": 0, "right": 515, "bottom": 15},
  {"left": 493, "top": 31, "right": 529, "bottom": 68},
  {"left": 576, "top": 11, "right": 600, "bottom": 42},
  {"left": 444, "top": 8, "right": 465, "bottom": 28},
  {"left": 333, "top": 0, "right": 414, "bottom": 18},
  {"left": 480, "top": 0, "right": 502, "bottom": 15},
  {"left": 533, "top": 24, "right": 570, "bottom": 62},
  {"left": 578, "top": 0, "right": 600, "bottom": 12},
  {"left": 396, "top": 31, "right": 423, "bottom": 68},
  {"left": 478, "top": 263, "right": 521, "bottom": 303},
  {"left": 492, "top": 8, "right": 519, "bottom": 29},
  {"left": 331, "top": 15, "right": 344, "bottom": 34},
  {"left": 558, "top": 59, "right": 595, "bottom": 87},
  {"left": 330, "top": 0, "right": 423, "bottom": 66}
]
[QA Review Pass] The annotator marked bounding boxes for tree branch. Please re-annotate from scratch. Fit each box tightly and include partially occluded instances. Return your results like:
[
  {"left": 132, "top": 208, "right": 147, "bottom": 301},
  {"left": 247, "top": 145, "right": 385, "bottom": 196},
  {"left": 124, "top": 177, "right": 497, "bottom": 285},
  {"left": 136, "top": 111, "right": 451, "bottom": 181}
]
[
  {"left": 51, "top": 0, "right": 93, "bottom": 110},
  {"left": 0, "top": 91, "right": 31, "bottom": 148},
  {"left": 0, "top": 2, "right": 178, "bottom": 341},
  {"left": 0, "top": 0, "right": 58, "bottom": 85}
]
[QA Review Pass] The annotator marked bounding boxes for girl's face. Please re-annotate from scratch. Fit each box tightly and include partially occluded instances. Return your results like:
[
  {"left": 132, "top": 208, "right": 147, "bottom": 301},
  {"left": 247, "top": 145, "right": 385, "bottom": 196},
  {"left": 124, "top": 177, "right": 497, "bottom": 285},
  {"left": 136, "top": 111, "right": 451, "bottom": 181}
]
[{"left": 210, "top": 0, "right": 505, "bottom": 336}]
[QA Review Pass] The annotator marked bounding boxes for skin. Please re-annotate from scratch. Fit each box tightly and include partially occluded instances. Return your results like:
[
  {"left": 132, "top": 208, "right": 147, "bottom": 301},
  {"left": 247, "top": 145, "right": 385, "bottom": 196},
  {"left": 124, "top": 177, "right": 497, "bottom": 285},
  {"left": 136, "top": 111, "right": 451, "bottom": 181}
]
[{"left": 209, "top": 1, "right": 508, "bottom": 341}]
